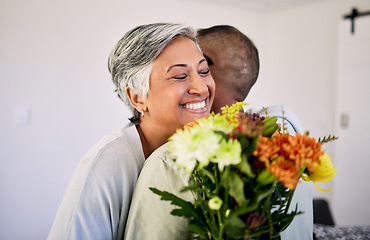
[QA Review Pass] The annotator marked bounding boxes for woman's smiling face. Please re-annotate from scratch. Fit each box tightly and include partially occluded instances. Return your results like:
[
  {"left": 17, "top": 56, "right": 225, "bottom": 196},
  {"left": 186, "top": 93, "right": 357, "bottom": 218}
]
[{"left": 143, "top": 36, "right": 215, "bottom": 137}]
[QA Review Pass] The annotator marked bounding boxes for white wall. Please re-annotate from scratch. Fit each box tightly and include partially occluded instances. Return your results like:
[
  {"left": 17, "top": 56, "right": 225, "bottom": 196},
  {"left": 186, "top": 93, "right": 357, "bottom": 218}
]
[
  {"left": 0, "top": 1, "right": 265, "bottom": 239},
  {"left": 1, "top": 0, "right": 369, "bottom": 238},
  {"left": 245, "top": 0, "right": 370, "bottom": 226},
  {"left": 334, "top": 16, "right": 370, "bottom": 226}
]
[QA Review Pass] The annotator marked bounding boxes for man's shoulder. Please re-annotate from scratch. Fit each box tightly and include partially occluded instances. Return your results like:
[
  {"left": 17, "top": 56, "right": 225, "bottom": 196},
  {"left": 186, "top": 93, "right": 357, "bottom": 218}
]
[
  {"left": 135, "top": 142, "right": 191, "bottom": 198},
  {"left": 143, "top": 142, "right": 181, "bottom": 170},
  {"left": 124, "top": 143, "right": 193, "bottom": 240},
  {"left": 252, "top": 105, "right": 304, "bottom": 134}
]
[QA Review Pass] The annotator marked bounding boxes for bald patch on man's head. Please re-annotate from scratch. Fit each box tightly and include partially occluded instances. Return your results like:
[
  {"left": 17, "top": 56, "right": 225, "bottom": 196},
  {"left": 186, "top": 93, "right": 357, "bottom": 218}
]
[{"left": 197, "top": 25, "right": 259, "bottom": 100}]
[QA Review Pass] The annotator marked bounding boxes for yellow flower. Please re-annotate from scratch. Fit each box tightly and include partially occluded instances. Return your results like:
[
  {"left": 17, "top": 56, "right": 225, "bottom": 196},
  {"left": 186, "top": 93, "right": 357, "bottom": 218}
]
[
  {"left": 220, "top": 102, "right": 246, "bottom": 126},
  {"left": 302, "top": 153, "right": 336, "bottom": 192}
]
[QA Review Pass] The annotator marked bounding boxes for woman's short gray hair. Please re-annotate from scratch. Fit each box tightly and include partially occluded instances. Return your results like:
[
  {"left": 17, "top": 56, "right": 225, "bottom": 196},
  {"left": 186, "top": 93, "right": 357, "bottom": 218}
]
[{"left": 108, "top": 23, "right": 197, "bottom": 123}]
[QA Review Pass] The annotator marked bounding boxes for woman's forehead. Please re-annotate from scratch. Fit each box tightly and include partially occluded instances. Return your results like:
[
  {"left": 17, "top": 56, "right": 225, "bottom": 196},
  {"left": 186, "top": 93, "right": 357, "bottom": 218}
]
[{"left": 155, "top": 37, "right": 204, "bottom": 66}]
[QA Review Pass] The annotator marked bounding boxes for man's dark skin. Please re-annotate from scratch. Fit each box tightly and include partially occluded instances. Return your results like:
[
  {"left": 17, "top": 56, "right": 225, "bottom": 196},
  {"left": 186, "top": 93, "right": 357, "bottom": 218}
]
[{"left": 196, "top": 25, "right": 260, "bottom": 113}]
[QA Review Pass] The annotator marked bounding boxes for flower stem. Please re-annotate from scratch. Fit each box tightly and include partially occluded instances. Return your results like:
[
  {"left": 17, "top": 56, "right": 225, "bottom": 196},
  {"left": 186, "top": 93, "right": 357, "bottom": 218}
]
[
  {"left": 192, "top": 174, "right": 213, "bottom": 239},
  {"left": 217, "top": 210, "right": 224, "bottom": 240},
  {"left": 284, "top": 188, "right": 296, "bottom": 215},
  {"left": 219, "top": 166, "right": 230, "bottom": 239},
  {"left": 264, "top": 180, "right": 277, "bottom": 238}
]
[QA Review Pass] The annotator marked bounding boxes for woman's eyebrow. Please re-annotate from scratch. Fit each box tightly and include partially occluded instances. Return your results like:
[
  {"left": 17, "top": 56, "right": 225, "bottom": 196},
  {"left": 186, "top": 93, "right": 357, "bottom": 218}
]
[
  {"left": 199, "top": 59, "right": 207, "bottom": 64},
  {"left": 166, "top": 59, "right": 207, "bottom": 73},
  {"left": 167, "top": 64, "right": 187, "bottom": 73}
]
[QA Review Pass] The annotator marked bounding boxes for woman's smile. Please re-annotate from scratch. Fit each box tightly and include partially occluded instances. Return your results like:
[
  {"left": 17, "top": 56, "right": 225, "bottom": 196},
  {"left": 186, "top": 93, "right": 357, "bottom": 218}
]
[{"left": 182, "top": 99, "right": 207, "bottom": 110}]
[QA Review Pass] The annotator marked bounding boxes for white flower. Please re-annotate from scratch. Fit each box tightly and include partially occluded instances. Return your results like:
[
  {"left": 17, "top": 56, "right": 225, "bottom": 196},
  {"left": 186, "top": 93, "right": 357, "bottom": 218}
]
[{"left": 167, "top": 125, "right": 220, "bottom": 173}]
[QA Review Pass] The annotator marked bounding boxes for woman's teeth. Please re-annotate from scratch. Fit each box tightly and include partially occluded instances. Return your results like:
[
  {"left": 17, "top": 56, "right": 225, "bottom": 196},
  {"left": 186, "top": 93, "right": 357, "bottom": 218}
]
[{"left": 184, "top": 101, "right": 206, "bottom": 110}]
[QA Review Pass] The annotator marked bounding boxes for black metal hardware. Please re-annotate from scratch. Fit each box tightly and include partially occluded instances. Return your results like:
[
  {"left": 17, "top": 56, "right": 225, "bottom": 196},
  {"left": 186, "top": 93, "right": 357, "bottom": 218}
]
[{"left": 343, "top": 8, "right": 370, "bottom": 34}]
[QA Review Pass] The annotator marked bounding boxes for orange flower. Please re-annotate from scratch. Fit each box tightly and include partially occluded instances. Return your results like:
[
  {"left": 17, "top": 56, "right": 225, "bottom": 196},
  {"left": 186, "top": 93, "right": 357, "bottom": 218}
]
[
  {"left": 282, "top": 133, "right": 323, "bottom": 172},
  {"left": 255, "top": 133, "right": 323, "bottom": 171},
  {"left": 254, "top": 132, "right": 324, "bottom": 189},
  {"left": 184, "top": 117, "right": 206, "bottom": 129},
  {"left": 268, "top": 157, "right": 300, "bottom": 189},
  {"left": 253, "top": 136, "right": 280, "bottom": 166}
]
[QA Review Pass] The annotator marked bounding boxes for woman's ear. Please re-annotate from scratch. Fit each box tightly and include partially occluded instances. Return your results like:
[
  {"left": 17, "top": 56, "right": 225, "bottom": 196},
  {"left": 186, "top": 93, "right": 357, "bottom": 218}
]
[{"left": 126, "top": 87, "right": 146, "bottom": 112}]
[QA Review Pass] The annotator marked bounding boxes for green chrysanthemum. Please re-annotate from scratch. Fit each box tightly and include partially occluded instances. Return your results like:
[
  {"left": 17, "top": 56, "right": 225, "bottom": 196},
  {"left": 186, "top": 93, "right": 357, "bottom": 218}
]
[
  {"left": 197, "top": 114, "right": 235, "bottom": 134},
  {"left": 211, "top": 138, "right": 242, "bottom": 171}
]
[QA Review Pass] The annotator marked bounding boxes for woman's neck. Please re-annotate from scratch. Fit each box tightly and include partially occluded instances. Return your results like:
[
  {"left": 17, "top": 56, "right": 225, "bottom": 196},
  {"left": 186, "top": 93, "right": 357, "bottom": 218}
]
[{"left": 136, "top": 124, "right": 170, "bottom": 159}]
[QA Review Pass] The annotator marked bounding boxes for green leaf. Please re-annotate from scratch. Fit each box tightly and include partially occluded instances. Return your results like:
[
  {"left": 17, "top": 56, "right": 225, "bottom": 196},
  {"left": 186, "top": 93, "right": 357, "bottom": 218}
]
[
  {"left": 149, "top": 188, "right": 207, "bottom": 229},
  {"left": 249, "top": 136, "right": 259, "bottom": 154},
  {"left": 236, "top": 131, "right": 249, "bottom": 150},
  {"left": 242, "top": 136, "right": 259, "bottom": 156},
  {"left": 214, "top": 130, "right": 228, "bottom": 139},
  {"left": 180, "top": 184, "right": 200, "bottom": 193},
  {"left": 317, "top": 135, "right": 338, "bottom": 144},
  {"left": 237, "top": 155, "right": 255, "bottom": 178},
  {"left": 256, "top": 169, "right": 276, "bottom": 186},
  {"left": 224, "top": 215, "right": 246, "bottom": 238},
  {"left": 263, "top": 116, "right": 278, "bottom": 125},
  {"left": 228, "top": 200, "right": 256, "bottom": 217},
  {"left": 221, "top": 171, "right": 247, "bottom": 205},
  {"left": 230, "top": 190, "right": 274, "bottom": 220},
  {"left": 271, "top": 204, "right": 301, "bottom": 232},
  {"left": 201, "top": 167, "right": 216, "bottom": 183},
  {"left": 256, "top": 186, "right": 275, "bottom": 203}
]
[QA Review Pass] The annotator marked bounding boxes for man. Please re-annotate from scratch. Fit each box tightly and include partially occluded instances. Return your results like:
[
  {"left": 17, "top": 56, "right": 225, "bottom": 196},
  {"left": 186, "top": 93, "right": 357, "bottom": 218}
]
[
  {"left": 197, "top": 25, "right": 305, "bottom": 135},
  {"left": 197, "top": 25, "right": 312, "bottom": 240},
  {"left": 124, "top": 25, "right": 313, "bottom": 240}
]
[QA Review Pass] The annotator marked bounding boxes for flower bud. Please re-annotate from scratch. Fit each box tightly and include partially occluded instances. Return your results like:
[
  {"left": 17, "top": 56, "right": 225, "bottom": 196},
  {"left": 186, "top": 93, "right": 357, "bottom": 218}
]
[
  {"left": 208, "top": 196, "right": 223, "bottom": 210},
  {"left": 256, "top": 169, "right": 275, "bottom": 185}
]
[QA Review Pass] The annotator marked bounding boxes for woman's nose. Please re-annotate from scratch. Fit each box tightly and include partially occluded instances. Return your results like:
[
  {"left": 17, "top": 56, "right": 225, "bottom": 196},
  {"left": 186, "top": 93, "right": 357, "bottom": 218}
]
[{"left": 188, "top": 74, "right": 208, "bottom": 96}]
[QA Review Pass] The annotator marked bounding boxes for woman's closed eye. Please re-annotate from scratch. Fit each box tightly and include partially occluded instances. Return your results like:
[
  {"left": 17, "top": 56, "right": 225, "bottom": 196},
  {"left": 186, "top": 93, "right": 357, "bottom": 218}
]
[
  {"left": 198, "top": 68, "right": 210, "bottom": 76},
  {"left": 173, "top": 73, "right": 187, "bottom": 80}
]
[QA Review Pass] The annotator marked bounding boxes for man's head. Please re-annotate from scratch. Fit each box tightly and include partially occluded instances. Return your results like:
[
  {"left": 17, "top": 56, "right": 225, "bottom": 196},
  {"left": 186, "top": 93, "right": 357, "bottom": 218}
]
[{"left": 197, "top": 25, "right": 259, "bottom": 113}]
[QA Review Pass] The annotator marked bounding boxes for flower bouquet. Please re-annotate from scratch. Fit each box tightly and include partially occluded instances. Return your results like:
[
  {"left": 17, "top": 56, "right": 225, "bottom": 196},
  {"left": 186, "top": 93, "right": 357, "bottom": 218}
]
[{"left": 151, "top": 103, "right": 336, "bottom": 240}]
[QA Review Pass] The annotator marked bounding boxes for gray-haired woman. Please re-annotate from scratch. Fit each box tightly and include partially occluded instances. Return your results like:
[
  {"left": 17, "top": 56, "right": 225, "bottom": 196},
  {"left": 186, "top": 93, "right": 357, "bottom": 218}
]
[{"left": 48, "top": 23, "right": 215, "bottom": 240}]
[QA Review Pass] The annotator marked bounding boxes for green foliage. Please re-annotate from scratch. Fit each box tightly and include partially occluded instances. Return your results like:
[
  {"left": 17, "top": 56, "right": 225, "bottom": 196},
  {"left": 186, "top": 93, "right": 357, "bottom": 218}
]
[
  {"left": 149, "top": 188, "right": 210, "bottom": 239},
  {"left": 318, "top": 135, "right": 338, "bottom": 144},
  {"left": 262, "top": 116, "right": 279, "bottom": 137},
  {"left": 221, "top": 171, "right": 246, "bottom": 205}
]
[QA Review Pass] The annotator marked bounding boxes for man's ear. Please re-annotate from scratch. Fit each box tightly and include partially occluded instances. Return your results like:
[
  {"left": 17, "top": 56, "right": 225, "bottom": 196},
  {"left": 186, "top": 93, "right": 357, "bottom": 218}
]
[{"left": 126, "top": 87, "right": 146, "bottom": 112}]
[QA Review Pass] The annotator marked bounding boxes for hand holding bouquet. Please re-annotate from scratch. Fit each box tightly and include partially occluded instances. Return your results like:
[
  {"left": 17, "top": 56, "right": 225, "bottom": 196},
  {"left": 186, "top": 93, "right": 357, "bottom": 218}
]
[{"left": 151, "top": 103, "right": 336, "bottom": 240}]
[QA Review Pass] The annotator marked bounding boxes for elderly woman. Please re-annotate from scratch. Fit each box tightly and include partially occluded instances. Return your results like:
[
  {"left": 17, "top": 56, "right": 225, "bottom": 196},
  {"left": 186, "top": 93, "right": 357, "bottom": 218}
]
[{"left": 48, "top": 23, "right": 215, "bottom": 240}]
